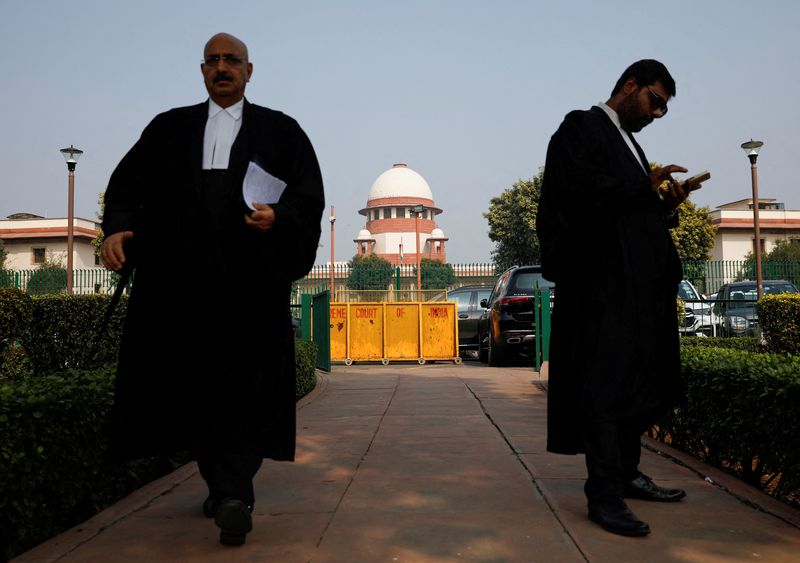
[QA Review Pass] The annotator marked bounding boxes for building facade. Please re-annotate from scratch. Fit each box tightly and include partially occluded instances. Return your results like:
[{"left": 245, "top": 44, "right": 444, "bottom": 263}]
[
  {"left": 710, "top": 199, "right": 800, "bottom": 261},
  {"left": 0, "top": 213, "right": 101, "bottom": 270}
]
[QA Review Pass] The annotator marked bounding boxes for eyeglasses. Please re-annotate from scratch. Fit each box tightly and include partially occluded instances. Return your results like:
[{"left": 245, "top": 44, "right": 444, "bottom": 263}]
[
  {"left": 646, "top": 86, "right": 668, "bottom": 117},
  {"left": 202, "top": 54, "right": 246, "bottom": 67}
]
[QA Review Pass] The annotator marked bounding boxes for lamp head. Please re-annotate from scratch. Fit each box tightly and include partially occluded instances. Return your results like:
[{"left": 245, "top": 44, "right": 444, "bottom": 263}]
[
  {"left": 741, "top": 139, "right": 763, "bottom": 164},
  {"left": 60, "top": 145, "right": 83, "bottom": 171}
]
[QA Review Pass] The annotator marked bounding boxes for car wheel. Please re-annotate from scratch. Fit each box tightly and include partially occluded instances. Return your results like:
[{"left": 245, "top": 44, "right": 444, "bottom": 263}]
[{"left": 488, "top": 327, "right": 504, "bottom": 367}]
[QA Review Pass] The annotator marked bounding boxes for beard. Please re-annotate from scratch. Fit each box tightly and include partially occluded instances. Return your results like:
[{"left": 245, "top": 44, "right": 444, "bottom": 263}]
[{"left": 617, "top": 94, "right": 651, "bottom": 133}]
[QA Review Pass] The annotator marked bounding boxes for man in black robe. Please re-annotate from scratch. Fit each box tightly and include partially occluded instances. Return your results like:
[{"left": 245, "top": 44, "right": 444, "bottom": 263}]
[
  {"left": 537, "top": 60, "right": 702, "bottom": 537},
  {"left": 101, "top": 33, "right": 324, "bottom": 546}
]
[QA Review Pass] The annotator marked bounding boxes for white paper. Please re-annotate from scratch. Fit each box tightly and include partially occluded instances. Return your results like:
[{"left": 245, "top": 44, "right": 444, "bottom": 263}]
[{"left": 242, "top": 161, "right": 287, "bottom": 210}]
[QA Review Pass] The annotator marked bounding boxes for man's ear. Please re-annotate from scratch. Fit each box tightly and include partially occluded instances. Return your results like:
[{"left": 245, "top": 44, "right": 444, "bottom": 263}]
[{"left": 623, "top": 77, "right": 638, "bottom": 94}]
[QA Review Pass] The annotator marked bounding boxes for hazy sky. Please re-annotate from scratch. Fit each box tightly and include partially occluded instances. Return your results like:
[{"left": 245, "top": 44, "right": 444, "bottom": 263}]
[{"left": 2, "top": 0, "right": 798, "bottom": 263}]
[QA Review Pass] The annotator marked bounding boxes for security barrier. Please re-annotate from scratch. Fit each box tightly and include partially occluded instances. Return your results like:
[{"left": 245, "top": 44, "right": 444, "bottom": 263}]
[{"left": 329, "top": 301, "right": 461, "bottom": 365}]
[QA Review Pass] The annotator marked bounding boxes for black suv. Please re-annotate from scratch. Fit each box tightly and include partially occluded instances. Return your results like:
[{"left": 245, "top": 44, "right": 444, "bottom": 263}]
[
  {"left": 713, "top": 279, "right": 798, "bottom": 336},
  {"left": 477, "top": 265, "right": 554, "bottom": 366}
]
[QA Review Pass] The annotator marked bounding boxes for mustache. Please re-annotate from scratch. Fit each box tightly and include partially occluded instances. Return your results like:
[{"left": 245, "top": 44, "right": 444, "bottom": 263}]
[{"left": 213, "top": 73, "right": 234, "bottom": 83}]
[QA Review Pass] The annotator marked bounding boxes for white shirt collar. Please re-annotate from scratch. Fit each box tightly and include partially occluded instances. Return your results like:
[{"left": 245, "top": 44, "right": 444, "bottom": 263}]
[
  {"left": 207, "top": 98, "right": 244, "bottom": 120},
  {"left": 597, "top": 101, "right": 622, "bottom": 130},
  {"left": 596, "top": 102, "right": 647, "bottom": 173}
]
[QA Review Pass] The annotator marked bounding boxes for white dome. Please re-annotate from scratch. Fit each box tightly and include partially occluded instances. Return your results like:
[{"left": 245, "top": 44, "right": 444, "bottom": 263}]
[
  {"left": 368, "top": 163, "right": 433, "bottom": 201},
  {"left": 430, "top": 228, "right": 445, "bottom": 238},
  {"left": 356, "top": 228, "right": 372, "bottom": 240}
]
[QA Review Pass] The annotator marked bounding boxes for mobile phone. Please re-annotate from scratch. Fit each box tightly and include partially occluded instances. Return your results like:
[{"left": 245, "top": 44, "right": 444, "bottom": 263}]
[{"left": 681, "top": 170, "right": 710, "bottom": 190}]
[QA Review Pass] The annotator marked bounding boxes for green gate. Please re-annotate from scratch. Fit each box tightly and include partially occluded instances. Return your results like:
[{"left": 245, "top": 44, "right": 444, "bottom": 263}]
[
  {"left": 309, "top": 290, "right": 331, "bottom": 372},
  {"left": 533, "top": 287, "right": 552, "bottom": 371}
]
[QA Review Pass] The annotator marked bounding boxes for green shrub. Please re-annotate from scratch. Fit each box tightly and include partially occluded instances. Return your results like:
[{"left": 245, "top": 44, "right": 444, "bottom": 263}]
[
  {"left": 26, "top": 265, "right": 68, "bottom": 295},
  {"left": 24, "top": 295, "right": 127, "bottom": 375},
  {"left": 347, "top": 253, "right": 394, "bottom": 291},
  {"left": 0, "top": 366, "right": 190, "bottom": 560},
  {"left": 0, "top": 288, "right": 32, "bottom": 350},
  {"left": 679, "top": 336, "right": 760, "bottom": 352},
  {"left": 758, "top": 294, "right": 800, "bottom": 355},
  {"left": 295, "top": 338, "right": 318, "bottom": 399},
  {"left": 1, "top": 338, "right": 318, "bottom": 559},
  {"left": 654, "top": 347, "right": 800, "bottom": 508},
  {"left": 420, "top": 258, "right": 456, "bottom": 290},
  {"left": 0, "top": 289, "right": 34, "bottom": 381},
  {"left": 0, "top": 342, "right": 33, "bottom": 381}
]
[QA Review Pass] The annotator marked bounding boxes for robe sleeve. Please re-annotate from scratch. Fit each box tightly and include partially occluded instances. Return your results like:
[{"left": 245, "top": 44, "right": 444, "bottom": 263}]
[
  {"left": 267, "top": 117, "right": 325, "bottom": 281},
  {"left": 102, "top": 117, "right": 163, "bottom": 237}
]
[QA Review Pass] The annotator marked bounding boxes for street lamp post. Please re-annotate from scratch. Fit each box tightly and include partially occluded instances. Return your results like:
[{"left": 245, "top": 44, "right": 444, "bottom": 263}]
[
  {"left": 741, "top": 140, "right": 764, "bottom": 300},
  {"left": 330, "top": 205, "right": 335, "bottom": 299},
  {"left": 60, "top": 145, "right": 83, "bottom": 295},
  {"left": 413, "top": 205, "right": 424, "bottom": 301}
]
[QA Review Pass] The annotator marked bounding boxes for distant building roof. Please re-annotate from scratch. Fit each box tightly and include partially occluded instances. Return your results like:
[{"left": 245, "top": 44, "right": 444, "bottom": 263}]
[{"left": 368, "top": 163, "right": 434, "bottom": 201}]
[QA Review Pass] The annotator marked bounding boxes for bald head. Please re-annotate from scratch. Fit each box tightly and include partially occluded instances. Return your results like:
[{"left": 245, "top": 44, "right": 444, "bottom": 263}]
[
  {"left": 201, "top": 32, "right": 253, "bottom": 107},
  {"left": 204, "top": 33, "right": 249, "bottom": 61}
]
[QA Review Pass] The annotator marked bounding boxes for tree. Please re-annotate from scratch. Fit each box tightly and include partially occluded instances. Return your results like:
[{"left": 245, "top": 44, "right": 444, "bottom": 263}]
[
  {"left": 738, "top": 239, "right": 800, "bottom": 285},
  {"left": 0, "top": 238, "right": 6, "bottom": 270},
  {"left": 765, "top": 239, "right": 800, "bottom": 262},
  {"left": 347, "top": 254, "right": 394, "bottom": 291},
  {"left": 484, "top": 171, "right": 542, "bottom": 272},
  {"left": 670, "top": 199, "right": 717, "bottom": 261},
  {"left": 419, "top": 258, "right": 456, "bottom": 290},
  {"left": 91, "top": 192, "right": 105, "bottom": 259}
]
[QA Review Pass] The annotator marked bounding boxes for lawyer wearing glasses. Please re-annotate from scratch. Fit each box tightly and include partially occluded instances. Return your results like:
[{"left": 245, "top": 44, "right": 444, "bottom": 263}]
[
  {"left": 101, "top": 33, "right": 324, "bottom": 547},
  {"left": 537, "top": 59, "right": 702, "bottom": 537}
]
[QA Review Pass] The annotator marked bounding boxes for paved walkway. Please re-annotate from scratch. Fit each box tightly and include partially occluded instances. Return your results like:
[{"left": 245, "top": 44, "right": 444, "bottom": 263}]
[{"left": 17, "top": 363, "right": 800, "bottom": 562}]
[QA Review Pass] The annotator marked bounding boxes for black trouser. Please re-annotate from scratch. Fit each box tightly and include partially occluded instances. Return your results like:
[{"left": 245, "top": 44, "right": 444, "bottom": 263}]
[
  {"left": 195, "top": 170, "right": 264, "bottom": 507},
  {"left": 198, "top": 450, "right": 263, "bottom": 507},
  {"left": 583, "top": 418, "right": 646, "bottom": 505}
]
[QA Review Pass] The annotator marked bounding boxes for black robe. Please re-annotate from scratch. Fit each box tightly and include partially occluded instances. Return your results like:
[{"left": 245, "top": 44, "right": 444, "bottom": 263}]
[
  {"left": 102, "top": 99, "right": 324, "bottom": 461},
  {"left": 536, "top": 106, "right": 683, "bottom": 455}
]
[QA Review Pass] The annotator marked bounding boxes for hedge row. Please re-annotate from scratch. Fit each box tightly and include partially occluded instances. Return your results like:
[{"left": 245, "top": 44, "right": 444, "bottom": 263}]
[
  {"left": 654, "top": 346, "right": 800, "bottom": 508},
  {"left": 0, "top": 289, "right": 127, "bottom": 380},
  {"left": 2, "top": 341, "right": 319, "bottom": 560},
  {"left": 0, "top": 366, "right": 190, "bottom": 560},
  {"left": 679, "top": 336, "right": 760, "bottom": 352},
  {"left": 758, "top": 294, "right": 800, "bottom": 355},
  {"left": 0, "top": 290, "right": 319, "bottom": 560},
  {"left": 295, "top": 339, "right": 318, "bottom": 399}
]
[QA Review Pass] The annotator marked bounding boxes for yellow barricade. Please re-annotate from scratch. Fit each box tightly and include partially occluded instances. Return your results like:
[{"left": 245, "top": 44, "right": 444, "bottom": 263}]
[{"left": 329, "top": 302, "right": 461, "bottom": 365}]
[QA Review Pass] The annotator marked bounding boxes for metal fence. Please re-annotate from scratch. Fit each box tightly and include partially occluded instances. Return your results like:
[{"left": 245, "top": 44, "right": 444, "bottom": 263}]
[
  {"left": 682, "top": 260, "right": 800, "bottom": 296},
  {"left": 293, "top": 262, "right": 498, "bottom": 303},
  {"left": 0, "top": 268, "right": 123, "bottom": 295},
  {"left": 3, "top": 260, "right": 797, "bottom": 305}
]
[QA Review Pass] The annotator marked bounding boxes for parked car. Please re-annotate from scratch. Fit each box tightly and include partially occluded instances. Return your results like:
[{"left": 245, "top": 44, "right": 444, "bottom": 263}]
[
  {"left": 678, "top": 304, "right": 697, "bottom": 335},
  {"left": 477, "top": 265, "right": 554, "bottom": 366},
  {"left": 678, "top": 280, "right": 715, "bottom": 336},
  {"left": 444, "top": 284, "right": 494, "bottom": 355},
  {"left": 712, "top": 279, "right": 798, "bottom": 337}
]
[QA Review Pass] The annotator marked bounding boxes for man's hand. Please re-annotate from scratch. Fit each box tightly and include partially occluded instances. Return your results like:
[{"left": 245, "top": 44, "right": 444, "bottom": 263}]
[
  {"left": 245, "top": 203, "right": 275, "bottom": 233},
  {"left": 101, "top": 231, "right": 135, "bottom": 272},
  {"left": 650, "top": 164, "right": 689, "bottom": 210}
]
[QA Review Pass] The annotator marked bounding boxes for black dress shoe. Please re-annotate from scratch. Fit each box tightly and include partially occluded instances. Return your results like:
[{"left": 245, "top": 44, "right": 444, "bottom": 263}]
[
  {"left": 215, "top": 499, "right": 253, "bottom": 546},
  {"left": 624, "top": 473, "right": 686, "bottom": 502},
  {"left": 588, "top": 501, "right": 650, "bottom": 537},
  {"left": 202, "top": 495, "right": 220, "bottom": 518}
]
